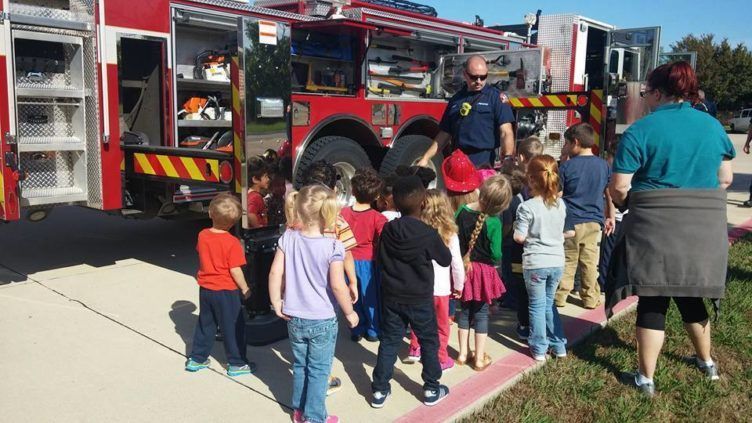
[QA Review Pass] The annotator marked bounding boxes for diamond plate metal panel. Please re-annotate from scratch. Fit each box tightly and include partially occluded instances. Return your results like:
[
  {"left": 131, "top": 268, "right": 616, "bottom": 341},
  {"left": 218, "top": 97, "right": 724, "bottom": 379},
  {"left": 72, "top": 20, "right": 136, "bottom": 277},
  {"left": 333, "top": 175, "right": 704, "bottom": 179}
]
[
  {"left": 9, "top": 2, "right": 90, "bottom": 23},
  {"left": 538, "top": 14, "right": 576, "bottom": 93},
  {"left": 11, "top": 24, "right": 91, "bottom": 39},
  {"left": 17, "top": 101, "right": 78, "bottom": 141},
  {"left": 20, "top": 151, "right": 77, "bottom": 190},
  {"left": 193, "top": 0, "right": 318, "bottom": 21},
  {"left": 537, "top": 14, "right": 577, "bottom": 156},
  {"left": 11, "top": 23, "right": 98, "bottom": 207},
  {"left": 15, "top": 43, "right": 78, "bottom": 91},
  {"left": 83, "top": 35, "right": 102, "bottom": 208}
]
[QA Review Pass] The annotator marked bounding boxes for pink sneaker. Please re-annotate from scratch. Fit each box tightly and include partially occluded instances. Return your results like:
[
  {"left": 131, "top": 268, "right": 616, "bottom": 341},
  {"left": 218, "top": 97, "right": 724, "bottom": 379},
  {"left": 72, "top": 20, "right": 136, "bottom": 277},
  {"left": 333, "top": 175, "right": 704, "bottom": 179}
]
[
  {"left": 303, "top": 416, "right": 339, "bottom": 423},
  {"left": 441, "top": 359, "right": 455, "bottom": 372},
  {"left": 292, "top": 409, "right": 304, "bottom": 423},
  {"left": 404, "top": 346, "right": 421, "bottom": 363}
]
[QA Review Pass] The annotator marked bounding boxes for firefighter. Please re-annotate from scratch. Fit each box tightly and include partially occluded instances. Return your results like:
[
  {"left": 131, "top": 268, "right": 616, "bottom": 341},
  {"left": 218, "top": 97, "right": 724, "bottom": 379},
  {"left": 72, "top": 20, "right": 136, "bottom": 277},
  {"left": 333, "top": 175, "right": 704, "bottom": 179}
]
[{"left": 418, "top": 55, "right": 515, "bottom": 168}]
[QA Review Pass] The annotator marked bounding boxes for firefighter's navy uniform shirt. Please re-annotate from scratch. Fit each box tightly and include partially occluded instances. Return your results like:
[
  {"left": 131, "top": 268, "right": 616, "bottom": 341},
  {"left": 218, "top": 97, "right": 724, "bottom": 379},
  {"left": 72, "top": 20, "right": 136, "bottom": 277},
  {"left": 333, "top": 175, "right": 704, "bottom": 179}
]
[{"left": 439, "top": 84, "right": 515, "bottom": 167}]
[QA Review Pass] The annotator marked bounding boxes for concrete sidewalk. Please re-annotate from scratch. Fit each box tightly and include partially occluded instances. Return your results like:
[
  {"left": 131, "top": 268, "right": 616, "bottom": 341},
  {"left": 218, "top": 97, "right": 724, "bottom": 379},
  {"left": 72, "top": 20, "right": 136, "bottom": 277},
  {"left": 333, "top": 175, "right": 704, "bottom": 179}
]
[
  {"left": 0, "top": 207, "right": 629, "bottom": 423},
  {"left": 727, "top": 132, "right": 752, "bottom": 227},
  {"left": 0, "top": 133, "right": 748, "bottom": 422}
]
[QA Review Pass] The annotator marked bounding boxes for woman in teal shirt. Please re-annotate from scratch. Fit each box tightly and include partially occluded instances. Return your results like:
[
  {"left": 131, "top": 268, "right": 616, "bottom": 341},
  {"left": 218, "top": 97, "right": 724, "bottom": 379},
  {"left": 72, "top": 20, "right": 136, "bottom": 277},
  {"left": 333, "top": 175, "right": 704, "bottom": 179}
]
[{"left": 609, "top": 61, "right": 734, "bottom": 397}]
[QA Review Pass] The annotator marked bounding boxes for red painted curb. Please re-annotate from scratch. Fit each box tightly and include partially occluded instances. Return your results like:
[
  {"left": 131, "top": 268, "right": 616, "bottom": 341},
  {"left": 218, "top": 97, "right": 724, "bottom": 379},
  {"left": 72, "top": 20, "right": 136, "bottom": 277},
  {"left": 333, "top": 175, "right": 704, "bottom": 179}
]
[
  {"left": 396, "top": 297, "right": 638, "bottom": 423},
  {"left": 396, "top": 218, "right": 750, "bottom": 422},
  {"left": 728, "top": 216, "right": 752, "bottom": 244}
]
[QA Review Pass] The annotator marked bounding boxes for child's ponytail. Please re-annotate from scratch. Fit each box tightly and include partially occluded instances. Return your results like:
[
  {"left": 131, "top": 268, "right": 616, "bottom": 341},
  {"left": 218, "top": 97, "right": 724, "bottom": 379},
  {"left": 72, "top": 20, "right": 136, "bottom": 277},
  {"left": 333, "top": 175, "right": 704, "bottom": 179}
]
[
  {"left": 288, "top": 184, "right": 339, "bottom": 231},
  {"left": 285, "top": 190, "right": 300, "bottom": 227},
  {"left": 527, "top": 155, "right": 560, "bottom": 207},
  {"left": 319, "top": 193, "right": 339, "bottom": 231}
]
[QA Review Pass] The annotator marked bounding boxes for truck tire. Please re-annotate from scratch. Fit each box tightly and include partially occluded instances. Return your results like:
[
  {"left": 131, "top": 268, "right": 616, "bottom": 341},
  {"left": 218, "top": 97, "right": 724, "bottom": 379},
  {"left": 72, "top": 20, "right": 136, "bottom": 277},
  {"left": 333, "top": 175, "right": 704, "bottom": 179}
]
[
  {"left": 380, "top": 135, "right": 444, "bottom": 190},
  {"left": 730, "top": 123, "right": 735, "bottom": 133},
  {"left": 294, "top": 135, "right": 372, "bottom": 204}
]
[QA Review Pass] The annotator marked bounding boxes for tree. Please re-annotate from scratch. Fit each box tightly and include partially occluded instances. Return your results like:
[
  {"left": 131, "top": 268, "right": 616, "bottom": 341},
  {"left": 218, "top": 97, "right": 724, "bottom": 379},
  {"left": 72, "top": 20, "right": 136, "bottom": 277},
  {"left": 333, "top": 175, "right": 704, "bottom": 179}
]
[{"left": 671, "top": 34, "right": 752, "bottom": 110}]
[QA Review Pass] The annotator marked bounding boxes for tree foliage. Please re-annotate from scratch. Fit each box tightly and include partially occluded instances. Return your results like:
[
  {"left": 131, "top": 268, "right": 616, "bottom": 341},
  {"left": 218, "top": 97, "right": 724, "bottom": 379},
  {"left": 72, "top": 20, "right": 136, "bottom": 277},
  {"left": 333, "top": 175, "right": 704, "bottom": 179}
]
[{"left": 671, "top": 34, "right": 752, "bottom": 111}]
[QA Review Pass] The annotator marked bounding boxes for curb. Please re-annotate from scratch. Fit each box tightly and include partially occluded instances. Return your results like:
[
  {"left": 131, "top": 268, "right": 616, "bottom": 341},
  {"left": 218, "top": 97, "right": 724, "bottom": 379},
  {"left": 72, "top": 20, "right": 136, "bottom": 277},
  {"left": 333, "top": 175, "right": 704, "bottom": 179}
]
[
  {"left": 396, "top": 220, "right": 749, "bottom": 423},
  {"left": 728, "top": 217, "right": 752, "bottom": 245},
  {"left": 396, "top": 297, "right": 638, "bottom": 423}
]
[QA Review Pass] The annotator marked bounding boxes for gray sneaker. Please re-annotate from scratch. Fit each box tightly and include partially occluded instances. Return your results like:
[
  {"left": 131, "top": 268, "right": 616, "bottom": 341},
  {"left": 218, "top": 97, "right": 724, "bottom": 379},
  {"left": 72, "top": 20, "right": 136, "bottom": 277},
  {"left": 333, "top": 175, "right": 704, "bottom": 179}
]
[
  {"left": 620, "top": 371, "right": 655, "bottom": 397},
  {"left": 686, "top": 356, "right": 720, "bottom": 381}
]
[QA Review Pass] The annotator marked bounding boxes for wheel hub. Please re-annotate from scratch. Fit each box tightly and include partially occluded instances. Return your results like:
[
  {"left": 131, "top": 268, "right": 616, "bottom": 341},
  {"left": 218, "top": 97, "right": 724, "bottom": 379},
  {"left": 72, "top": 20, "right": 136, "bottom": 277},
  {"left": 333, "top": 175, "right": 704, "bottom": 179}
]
[{"left": 333, "top": 161, "right": 356, "bottom": 206}]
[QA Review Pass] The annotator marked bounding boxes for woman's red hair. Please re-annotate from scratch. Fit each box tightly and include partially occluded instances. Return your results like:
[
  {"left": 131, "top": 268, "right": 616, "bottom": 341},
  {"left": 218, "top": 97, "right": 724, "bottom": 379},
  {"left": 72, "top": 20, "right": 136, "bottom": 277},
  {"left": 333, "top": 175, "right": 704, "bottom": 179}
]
[{"left": 646, "top": 61, "right": 698, "bottom": 101}]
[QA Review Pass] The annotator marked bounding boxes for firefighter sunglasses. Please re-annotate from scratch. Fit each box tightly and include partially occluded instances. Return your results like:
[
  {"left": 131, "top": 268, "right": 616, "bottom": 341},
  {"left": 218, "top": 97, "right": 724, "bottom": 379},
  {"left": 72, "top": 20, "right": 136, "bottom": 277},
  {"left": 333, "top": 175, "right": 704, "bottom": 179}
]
[{"left": 465, "top": 71, "right": 488, "bottom": 82}]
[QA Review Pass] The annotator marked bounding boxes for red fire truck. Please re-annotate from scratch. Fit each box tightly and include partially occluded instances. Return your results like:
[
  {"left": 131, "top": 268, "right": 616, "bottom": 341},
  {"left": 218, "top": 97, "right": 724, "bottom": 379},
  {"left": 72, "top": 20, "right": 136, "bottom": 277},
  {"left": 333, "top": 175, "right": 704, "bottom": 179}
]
[{"left": 0, "top": 0, "right": 612, "bottom": 226}]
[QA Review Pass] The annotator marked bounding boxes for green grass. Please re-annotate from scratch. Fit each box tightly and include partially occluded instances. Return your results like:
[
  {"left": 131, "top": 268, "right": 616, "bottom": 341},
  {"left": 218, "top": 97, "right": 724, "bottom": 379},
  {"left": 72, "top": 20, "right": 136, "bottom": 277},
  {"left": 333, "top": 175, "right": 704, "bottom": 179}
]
[{"left": 462, "top": 235, "right": 752, "bottom": 423}]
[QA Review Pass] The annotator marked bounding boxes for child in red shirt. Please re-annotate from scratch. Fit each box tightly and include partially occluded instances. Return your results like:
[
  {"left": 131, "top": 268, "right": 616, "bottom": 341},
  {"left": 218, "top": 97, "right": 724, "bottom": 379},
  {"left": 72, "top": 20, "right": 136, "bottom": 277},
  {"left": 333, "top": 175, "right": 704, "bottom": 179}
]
[
  {"left": 341, "top": 168, "right": 387, "bottom": 342},
  {"left": 185, "top": 193, "right": 254, "bottom": 377},
  {"left": 247, "top": 156, "right": 271, "bottom": 228}
]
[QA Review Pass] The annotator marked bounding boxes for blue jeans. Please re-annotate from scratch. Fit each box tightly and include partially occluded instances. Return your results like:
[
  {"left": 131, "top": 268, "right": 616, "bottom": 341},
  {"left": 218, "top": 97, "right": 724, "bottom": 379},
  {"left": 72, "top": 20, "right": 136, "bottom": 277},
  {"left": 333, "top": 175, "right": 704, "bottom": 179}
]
[
  {"left": 288, "top": 317, "right": 338, "bottom": 423},
  {"left": 456, "top": 301, "right": 490, "bottom": 334},
  {"left": 352, "top": 260, "right": 380, "bottom": 338},
  {"left": 524, "top": 267, "right": 567, "bottom": 356}
]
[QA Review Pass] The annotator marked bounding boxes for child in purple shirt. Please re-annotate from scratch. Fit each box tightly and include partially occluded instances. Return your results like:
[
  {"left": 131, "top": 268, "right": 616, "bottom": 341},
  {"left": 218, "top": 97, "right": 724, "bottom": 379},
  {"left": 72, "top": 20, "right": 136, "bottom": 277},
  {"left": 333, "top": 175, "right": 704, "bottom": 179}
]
[{"left": 269, "top": 184, "right": 359, "bottom": 423}]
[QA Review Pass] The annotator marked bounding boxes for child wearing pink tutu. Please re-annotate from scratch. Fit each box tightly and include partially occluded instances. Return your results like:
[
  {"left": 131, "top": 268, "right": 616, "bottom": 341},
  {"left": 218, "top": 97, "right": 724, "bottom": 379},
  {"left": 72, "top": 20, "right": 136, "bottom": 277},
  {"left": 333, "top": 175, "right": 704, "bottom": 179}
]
[{"left": 454, "top": 175, "right": 512, "bottom": 371}]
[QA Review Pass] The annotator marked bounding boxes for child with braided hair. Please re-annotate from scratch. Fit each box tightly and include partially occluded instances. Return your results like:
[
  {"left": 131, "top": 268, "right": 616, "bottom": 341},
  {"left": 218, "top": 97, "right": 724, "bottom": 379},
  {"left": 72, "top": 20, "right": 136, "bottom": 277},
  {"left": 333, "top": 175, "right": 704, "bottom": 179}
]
[{"left": 455, "top": 175, "right": 512, "bottom": 371}]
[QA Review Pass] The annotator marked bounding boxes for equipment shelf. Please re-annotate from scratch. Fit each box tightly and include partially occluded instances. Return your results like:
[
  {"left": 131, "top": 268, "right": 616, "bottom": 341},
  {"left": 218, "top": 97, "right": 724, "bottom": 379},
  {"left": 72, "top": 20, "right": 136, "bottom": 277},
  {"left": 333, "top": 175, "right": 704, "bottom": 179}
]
[{"left": 177, "top": 120, "right": 232, "bottom": 128}]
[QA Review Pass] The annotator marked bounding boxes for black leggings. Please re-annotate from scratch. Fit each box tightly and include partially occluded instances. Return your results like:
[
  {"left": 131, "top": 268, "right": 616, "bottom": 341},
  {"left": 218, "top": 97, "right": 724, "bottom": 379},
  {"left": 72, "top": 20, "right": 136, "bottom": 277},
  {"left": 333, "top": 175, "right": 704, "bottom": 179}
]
[{"left": 636, "top": 296, "right": 709, "bottom": 331}]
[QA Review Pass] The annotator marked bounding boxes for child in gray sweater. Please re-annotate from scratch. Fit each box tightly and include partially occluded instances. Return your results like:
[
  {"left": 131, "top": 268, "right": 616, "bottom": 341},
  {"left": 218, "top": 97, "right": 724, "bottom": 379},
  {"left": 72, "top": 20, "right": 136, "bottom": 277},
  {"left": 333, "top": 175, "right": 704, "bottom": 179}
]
[{"left": 513, "top": 155, "right": 567, "bottom": 361}]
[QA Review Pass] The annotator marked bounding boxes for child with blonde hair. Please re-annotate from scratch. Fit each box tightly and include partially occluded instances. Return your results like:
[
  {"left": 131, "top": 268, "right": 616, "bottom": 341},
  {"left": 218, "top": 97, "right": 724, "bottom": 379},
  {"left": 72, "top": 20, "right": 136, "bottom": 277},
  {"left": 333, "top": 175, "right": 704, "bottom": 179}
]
[
  {"left": 269, "top": 185, "right": 359, "bottom": 423},
  {"left": 455, "top": 175, "right": 512, "bottom": 371},
  {"left": 404, "top": 189, "right": 465, "bottom": 371},
  {"left": 514, "top": 155, "right": 567, "bottom": 361},
  {"left": 185, "top": 193, "right": 253, "bottom": 377}
]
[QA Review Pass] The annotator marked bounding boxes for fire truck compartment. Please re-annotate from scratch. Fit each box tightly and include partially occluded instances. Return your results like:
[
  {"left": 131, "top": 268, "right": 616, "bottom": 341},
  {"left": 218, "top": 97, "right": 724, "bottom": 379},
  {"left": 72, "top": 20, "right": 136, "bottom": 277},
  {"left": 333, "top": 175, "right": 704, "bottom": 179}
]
[
  {"left": 118, "top": 37, "right": 166, "bottom": 146},
  {"left": 173, "top": 9, "right": 237, "bottom": 149},
  {"left": 366, "top": 31, "right": 456, "bottom": 100}
]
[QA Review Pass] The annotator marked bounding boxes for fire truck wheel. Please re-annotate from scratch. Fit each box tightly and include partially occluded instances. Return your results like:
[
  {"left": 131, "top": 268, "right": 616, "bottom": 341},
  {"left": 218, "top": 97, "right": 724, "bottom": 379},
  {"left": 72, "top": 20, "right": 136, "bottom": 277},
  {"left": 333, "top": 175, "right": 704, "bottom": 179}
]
[
  {"left": 295, "top": 135, "right": 372, "bottom": 204},
  {"left": 379, "top": 135, "right": 444, "bottom": 190}
]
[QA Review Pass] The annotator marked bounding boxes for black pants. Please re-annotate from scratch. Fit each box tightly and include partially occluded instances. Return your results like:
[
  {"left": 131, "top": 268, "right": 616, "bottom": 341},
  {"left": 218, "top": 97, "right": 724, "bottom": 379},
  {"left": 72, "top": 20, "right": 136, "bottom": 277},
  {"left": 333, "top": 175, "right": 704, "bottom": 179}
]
[
  {"left": 189, "top": 288, "right": 247, "bottom": 366},
  {"left": 510, "top": 274, "right": 529, "bottom": 326},
  {"left": 636, "top": 296, "right": 709, "bottom": 331},
  {"left": 372, "top": 300, "right": 441, "bottom": 393},
  {"left": 598, "top": 220, "right": 622, "bottom": 290}
]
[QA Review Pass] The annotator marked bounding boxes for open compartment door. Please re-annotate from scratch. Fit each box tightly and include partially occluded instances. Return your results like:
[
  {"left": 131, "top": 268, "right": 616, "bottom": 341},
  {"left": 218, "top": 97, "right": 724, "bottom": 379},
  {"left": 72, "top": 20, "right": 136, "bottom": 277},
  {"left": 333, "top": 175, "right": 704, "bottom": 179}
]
[
  {"left": 237, "top": 16, "right": 292, "bottom": 345},
  {"left": 437, "top": 48, "right": 546, "bottom": 99},
  {"left": 0, "top": 7, "right": 19, "bottom": 221},
  {"left": 607, "top": 26, "right": 660, "bottom": 134},
  {"left": 237, "top": 16, "right": 291, "bottom": 230}
]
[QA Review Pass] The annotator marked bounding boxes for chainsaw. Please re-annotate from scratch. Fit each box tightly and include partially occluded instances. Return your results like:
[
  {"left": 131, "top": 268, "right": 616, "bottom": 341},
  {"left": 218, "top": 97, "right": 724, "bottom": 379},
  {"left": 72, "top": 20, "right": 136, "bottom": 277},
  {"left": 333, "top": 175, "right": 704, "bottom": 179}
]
[{"left": 194, "top": 49, "right": 231, "bottom": 81}]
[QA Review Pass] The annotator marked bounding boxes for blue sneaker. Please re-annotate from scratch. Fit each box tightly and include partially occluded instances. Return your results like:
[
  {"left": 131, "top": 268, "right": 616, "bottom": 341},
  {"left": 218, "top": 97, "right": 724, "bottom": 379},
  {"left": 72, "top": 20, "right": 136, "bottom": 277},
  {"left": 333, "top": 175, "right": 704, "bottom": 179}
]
[
  {"left": 423, "top": 384, "right": 449, "bottom": 406},
  {"left": 227, "top": 362, "right": 256, "bottom": 377},
  {"left": 185, "top": 358, "right": 209, "bottom": 372},
  {"left": 515, "top": 325, "right": 529, "bottom": 340},
  {"left": 371, "top": 389, "right": 391, "bottom": 408}
]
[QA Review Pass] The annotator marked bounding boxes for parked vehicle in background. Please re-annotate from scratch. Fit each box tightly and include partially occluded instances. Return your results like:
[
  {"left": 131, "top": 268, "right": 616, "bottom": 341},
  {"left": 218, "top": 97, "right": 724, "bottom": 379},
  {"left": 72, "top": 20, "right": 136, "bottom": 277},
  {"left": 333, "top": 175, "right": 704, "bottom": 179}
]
[{"left": 729, "top": 109, "right": 752, "bottom": 133}]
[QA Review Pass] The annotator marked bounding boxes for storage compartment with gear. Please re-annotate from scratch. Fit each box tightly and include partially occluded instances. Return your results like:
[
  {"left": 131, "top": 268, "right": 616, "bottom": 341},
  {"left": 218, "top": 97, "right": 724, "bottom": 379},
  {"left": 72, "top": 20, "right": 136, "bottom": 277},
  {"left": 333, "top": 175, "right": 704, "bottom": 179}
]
[
  {"left": 365, "top": 31, "right": 454, "bottom": 99},
  {"left": 13, "top": 31, "right": 86, "bottom": 98},
  {"left": 173, "top": 9, "right": 237, "bottom": 151},
  {"left": 12, "top": 27, "right": 92, "bottom": 207}
]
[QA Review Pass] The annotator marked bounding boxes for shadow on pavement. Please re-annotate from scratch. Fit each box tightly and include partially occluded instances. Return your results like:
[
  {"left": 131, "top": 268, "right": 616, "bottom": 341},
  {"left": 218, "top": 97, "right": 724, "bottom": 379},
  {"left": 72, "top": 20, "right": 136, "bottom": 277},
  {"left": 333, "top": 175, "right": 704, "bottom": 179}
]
[{"left": 0, "top": 206, "right": 206, "bottom": 279}]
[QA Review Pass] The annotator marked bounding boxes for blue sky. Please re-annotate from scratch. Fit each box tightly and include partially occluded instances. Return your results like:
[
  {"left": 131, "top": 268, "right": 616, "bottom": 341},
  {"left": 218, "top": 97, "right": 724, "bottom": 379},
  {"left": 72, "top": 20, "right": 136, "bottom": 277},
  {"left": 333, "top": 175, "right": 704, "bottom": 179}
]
[{"left": 425, "top": 0, "right": 751, "bottom": 49}]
